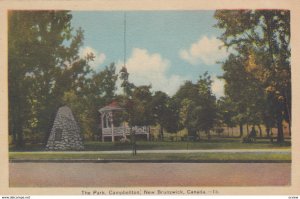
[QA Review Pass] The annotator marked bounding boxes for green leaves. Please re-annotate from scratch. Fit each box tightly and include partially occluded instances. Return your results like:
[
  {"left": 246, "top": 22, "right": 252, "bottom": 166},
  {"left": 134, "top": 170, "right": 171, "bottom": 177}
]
[
  {"left": 8, "top": 11, "right": 94, "bottom": 146},
  {"left": 175, "top": 73, "right": 217, "bottom": 137},
  {"left": 214, "top": 10, "right": 291, "bottom": 142}
]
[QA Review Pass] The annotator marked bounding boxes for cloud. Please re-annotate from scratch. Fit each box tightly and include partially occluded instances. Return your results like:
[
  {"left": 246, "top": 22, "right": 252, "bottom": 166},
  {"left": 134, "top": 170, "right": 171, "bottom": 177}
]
[
  {"left": 79, "top": 46, "right": 106, "bottom": 70},
  {"left": 211, "top": 76, "right": 225, "bottom": 98},
  {"left": 179, "top": 36, "right": 228, "bottom": 65},
  {"left": 116, "top": 48, "right": 186, "bottom": 96}
]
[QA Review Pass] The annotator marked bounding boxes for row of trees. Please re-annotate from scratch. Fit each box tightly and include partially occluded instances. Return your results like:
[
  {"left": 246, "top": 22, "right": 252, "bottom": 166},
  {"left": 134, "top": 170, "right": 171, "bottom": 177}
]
[
  {"left": 118, "top": 68, "right": 218, "bottom": 140},
  {"left": 9, "top": 10, "right": 290, "bottom": 148},
  {"left": 214, "top": 10, "right": 291, "bottom": 142},
  {"left": 9, "top": 10, "right": 220, "bottom": 148}
]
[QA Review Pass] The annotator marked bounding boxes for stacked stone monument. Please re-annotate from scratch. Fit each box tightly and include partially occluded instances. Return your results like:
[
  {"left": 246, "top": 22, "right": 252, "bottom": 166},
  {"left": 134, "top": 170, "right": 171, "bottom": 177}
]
[{"left": 46, "top": 106, "right": 84, "bottom": 151}]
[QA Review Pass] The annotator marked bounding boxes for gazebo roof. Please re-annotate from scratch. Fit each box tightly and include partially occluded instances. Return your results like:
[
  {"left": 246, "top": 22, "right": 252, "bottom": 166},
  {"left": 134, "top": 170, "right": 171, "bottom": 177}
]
[{"left": 98, "top": 101, "right": 124, "bottom": 113}]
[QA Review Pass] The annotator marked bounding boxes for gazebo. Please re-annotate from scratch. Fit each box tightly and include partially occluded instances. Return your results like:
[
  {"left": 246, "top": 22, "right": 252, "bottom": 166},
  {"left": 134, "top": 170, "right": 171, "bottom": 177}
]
[{"left": 98, "top": 101, "right": 150, "bottom": 142}]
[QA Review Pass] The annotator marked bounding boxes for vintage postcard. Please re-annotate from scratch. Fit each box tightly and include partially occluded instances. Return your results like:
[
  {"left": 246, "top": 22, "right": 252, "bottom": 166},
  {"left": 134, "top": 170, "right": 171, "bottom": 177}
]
[{"left": 0, "top": 0, "right": 300, "bottom": 196}]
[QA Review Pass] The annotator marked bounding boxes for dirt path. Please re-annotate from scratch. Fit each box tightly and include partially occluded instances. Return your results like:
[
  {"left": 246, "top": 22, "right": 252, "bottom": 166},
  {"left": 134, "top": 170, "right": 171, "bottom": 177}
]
[{"left": 9, "top": 163, "right": 290, "bottom": 187}]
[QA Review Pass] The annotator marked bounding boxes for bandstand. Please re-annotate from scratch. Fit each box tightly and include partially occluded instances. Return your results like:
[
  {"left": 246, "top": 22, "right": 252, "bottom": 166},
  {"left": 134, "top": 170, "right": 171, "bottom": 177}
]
[{"left": 99, "top": 101, "right": 150, "bottom": 142}]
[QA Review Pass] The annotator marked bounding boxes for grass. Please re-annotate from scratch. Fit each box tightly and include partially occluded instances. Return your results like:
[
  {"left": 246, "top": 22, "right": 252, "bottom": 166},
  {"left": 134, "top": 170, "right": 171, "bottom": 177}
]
[
  {"left": 9, "top": 138, "right": 291, "bottom": 152},
  {"left": 85, "top": 139, "right": 291, "bottom": 151},
  {"left": 9, "top": 137, "right": 291, "bottom": 162},
  {"left": 9, "top": 151, "right": 291, "bottom": 161}
]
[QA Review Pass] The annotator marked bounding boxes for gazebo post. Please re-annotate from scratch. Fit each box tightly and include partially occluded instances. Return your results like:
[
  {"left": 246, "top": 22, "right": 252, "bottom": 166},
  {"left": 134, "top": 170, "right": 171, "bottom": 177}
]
[
  {"left": 109, "top": 111, "right": 115, "bottom": 142},
  {"left": 147, "top": 130, "right": 149, "bottom": 141},
  {"left": 101, "top": 114, "right": 104, "bottom": 142},
  {"left": 122, "top": 123, "right": 126, "bottom": 139},
  {"left": 98, "top": 101, "right": 125, "bottom": 143},
  {"left": 105, "top": 113, "right": 109, "bottom": 129}
]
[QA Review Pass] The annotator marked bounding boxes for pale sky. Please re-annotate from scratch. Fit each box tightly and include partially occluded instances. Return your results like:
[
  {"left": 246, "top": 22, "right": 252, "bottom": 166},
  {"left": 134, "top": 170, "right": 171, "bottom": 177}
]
[{"left": 71, "top": 11, "right": 228, "bottom": 97}]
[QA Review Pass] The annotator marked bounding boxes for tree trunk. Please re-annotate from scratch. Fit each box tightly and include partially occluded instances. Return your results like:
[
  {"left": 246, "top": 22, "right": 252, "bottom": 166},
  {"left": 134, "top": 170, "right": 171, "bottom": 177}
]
[
  {"left": 15, "top": 115, "right": 24, "bottom": 149},
  {"left": 239, "top": 123, "right": 244, "bottom": 137},
  {"left": 270, "top": 128, "right": 273, "bottom": 136},
  {"left": 246, "top": 123, "right": 249, "bottom": 135},
  {"left": 11, "top": 124, "right": 17, "bottom": 145},
  {"left": 10, "top": 83, "right": 24, "bottom": 147},
  {"left": 258, "top": 125, "right": 262, "bottom": 137},
  {"left": 206, "top": 130, "right": 211, "bottom": 140},
  {"left": 265, "top": 15, "right": 285, "bottom": 143},
  {"left": 277, "top": 114, "right": 284, "bottom": 143},
  {"left": 160, "top": 125, "right": 164, "bottom": 141},
  {"left": 266, "top": 126, "right": 270, "bottom": 138},
  {"left": 284, "top": 89, "right": 291, "bottom": 137}
]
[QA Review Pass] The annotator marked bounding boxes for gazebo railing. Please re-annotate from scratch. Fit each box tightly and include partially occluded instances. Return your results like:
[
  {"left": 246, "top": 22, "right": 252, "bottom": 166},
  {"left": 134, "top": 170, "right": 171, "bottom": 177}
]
[
  {"left": 132, "top": 126, "right": 150, "bottom": 135},
  {"left": 102, "top": 126, "right": 149, "bottom": 137},
  {"left": 102, "top": 127, "right": 128, "bottom": 136}
]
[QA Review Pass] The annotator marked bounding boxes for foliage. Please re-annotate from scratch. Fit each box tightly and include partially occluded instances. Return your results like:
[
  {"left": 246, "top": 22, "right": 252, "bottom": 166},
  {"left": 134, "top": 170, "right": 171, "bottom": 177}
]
[
  {"left": 214, "top": 10, "right": 291, "bottom": 142},
  {"left": 217, "top": 96, "right": 237, "bottom": 129},
  {"left": 9, "top": 10, "right": 291, "bottom": 149},
  {"left": 151, "top": 91, "right": 180, "bottom": 138},
  {"left": 8, "top": 11, "right": 118, "bottom": 147},
  {"left": 126, "top": 85, "right": 155, "bottom": 126},
  {"left": 8, "top": 11, "right": 92, "bottom": 147},
  {"left": 175, "top": 73, "right": 217, "bottom": 138}
]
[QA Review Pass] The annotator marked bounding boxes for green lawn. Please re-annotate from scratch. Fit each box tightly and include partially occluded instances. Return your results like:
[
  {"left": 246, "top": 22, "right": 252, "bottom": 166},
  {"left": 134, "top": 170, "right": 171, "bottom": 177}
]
[
  {"left": 84, "top": 139, "right": 291, "bottom": 151},
  {"left": 9, "top": 138, "right": 291, "bottom": 152},
  {"left": 9, "top": 151, "right": 291, "bottom": 161},
  {"left": 9, "top": 138, "right": 291, "bottom": 162}
]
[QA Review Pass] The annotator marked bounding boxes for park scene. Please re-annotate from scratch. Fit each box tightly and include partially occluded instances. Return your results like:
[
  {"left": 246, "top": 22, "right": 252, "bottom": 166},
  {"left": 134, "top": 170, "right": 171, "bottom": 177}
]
[{"left": 8, "top": 10, "right": 291, "bottom": 187}]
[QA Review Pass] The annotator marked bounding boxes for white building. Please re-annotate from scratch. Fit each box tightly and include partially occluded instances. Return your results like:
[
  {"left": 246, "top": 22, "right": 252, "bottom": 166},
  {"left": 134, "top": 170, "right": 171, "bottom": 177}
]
[{"left": 99, "top": 101, "right": 150, "bottom": 142}]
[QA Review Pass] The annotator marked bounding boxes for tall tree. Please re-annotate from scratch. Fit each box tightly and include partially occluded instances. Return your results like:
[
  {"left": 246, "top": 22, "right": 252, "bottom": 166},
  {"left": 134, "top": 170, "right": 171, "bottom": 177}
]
[
  {"left": 214, "top": 10, "right": 291, "bottom": 142},
  {"left": 151, "top": 91, "right": 180, "bottom": 139},
  {"left": 217, "top": 96, "right": 238, "bottom": 136},
  {"left": 151, "top": 91, "right": 169, "bottom": 139},
  {"left": 175, "top": 81, "right": 200, "bottom": 136},
  {"left": 63, "top": 63, "right": 118, "bottom": 140},
  {"left": 175, "top": 73, "right": 217, "bottom": 139},
  {"left": 126, "top": 85, "right": 155, "bottom": 126},
  {"left": 8, "top": 11, "right": 91, "bottom": 147},
  {"left": 196, "top": 73, "right": 218, "bottom": 139}
]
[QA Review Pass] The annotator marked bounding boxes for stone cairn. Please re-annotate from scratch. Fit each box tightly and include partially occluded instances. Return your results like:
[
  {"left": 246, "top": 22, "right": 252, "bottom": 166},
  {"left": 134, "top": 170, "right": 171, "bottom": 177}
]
[{"left": 46, "top": 106, "right": 84, "bottom": 151}]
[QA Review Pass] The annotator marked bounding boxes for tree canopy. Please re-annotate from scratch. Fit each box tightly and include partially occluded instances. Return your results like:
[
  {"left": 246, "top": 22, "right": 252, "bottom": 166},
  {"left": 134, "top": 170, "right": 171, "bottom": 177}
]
[
  {"left": 8, "top": 10, "right": 291, "bottom": 147},
  {"left": 214, "top": 10, "right": 291, "bottom": 142}
]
